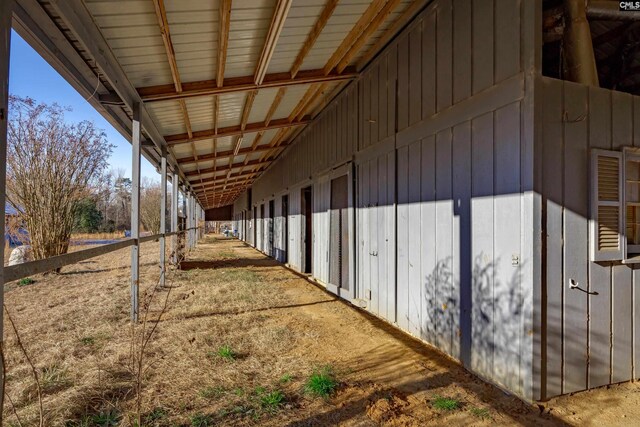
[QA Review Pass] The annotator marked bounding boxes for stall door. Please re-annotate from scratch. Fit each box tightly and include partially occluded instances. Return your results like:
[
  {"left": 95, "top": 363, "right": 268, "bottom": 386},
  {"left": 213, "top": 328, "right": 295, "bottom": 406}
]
[
  {"left": 357, "top": 148, "right": 396, "bottom": 322},
  {"left": 329, "top": 173, "right": 353, "bottom": 300}
]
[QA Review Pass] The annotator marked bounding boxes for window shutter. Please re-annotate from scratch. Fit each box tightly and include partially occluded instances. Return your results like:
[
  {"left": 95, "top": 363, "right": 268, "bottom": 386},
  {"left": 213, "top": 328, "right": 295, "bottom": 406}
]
[{"left": 590, "top": 149, "right": 624, "bottom": 262}]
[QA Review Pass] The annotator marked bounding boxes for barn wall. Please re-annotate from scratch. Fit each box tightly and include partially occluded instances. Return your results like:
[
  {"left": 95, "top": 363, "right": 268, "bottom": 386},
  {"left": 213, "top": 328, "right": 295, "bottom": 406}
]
[
  {"left": 234, "top": 0, "right": 541, "bottom": 401},
  {"left": 537, "top": 76, "right": 640, "bottom": 399}
]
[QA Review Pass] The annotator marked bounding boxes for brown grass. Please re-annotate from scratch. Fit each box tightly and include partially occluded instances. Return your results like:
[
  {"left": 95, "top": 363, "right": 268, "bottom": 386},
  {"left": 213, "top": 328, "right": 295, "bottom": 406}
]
[{"left": 1, "top": 235, "right": 571, "bottom": 426}]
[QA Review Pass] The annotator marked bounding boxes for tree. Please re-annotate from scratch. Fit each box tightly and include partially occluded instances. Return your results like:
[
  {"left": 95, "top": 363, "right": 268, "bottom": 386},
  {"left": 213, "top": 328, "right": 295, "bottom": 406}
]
[
  {"left": 140, "top": 178, "right": 164, "bottom": 234},
  {"left": 7, "top": 96, "right": 113, "bottom": 260},
  {"left": 73, "top": 197, "right": 103, "bottom": 233}
]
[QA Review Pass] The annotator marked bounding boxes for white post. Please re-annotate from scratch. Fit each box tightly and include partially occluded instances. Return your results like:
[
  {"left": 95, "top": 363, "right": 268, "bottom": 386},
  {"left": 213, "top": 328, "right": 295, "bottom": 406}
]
[
  {"left": 171, "top": 172, "right": 178, "bottom": 264},
  {"left": 186, "top": 192, "right": 192, "bottom": 249},
  {"left": 159, "top": 153, "right": 167, "bottom": 287},
  {"left": 0, "top": 1, "right": 12, "bottom": 415},
  {"left": 130, "top": 102, "right": 141, "bottom": 322}
]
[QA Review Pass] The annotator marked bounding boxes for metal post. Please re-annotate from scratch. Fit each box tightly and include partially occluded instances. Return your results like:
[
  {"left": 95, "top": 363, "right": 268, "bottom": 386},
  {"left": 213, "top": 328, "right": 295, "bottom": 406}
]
[
  {"left": 159, "top": 153, "right": 167, "bottom": 287},
  {"left": 171, "top": 172, "right": 178, "bottom": 264},
  {"left": 0, "top": 2, "right": 12, "bottom": 416},
  {"left": 563, "top": 0, "right": 599, "bottom": 86},
  {"left": 185, "top": 190, "right": 191, "bottom": 249},
  {"left": 131, "top": 102, "right": 141, "bottom": 322}
]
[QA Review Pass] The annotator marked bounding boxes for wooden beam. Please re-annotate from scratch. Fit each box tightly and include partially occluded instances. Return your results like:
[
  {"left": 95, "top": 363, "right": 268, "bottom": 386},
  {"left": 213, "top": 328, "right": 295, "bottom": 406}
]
[
  {"left": 255, "top": 0, "right": 292, "bottom": 84},
  {"left": 152, "top": 0, "right": 181, "bottom": 92},
  {"left": 192, "top": 169, "right": 264, "bottom": 186},
  {"left": 357, "top": 0, "right": 428, "bottom": 70},
  {"left": 337, "top": 0, "right": 402, "bottom": 73},
  {"left": 323, "top": 0, "right": 387, "bottom": 75},
  {"left": 166, "top": 116, "right": 310, "bottom": 145},
  {"left": 217, "top": 0, "right": 232, "bottom": 87},
  {"left": 290, "top": 0, "right": 339, "bottom": 78},
  {"left": 186, "top": 158, "right": 270, "bottom": 178},
  {"left": 137, "top": 68, "right": 357, "bottom": 102}
]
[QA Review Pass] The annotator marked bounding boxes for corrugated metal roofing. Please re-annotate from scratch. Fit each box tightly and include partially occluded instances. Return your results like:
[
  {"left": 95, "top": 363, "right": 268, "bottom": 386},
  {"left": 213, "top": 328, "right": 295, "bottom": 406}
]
[{"left": 26, "top": 0, "right": 425, "bottom": 207}]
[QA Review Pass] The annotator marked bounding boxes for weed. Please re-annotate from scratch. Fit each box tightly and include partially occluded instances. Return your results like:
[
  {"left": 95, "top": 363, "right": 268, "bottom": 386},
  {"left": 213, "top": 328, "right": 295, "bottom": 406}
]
[
  {"left": 88, "top": 409, "right": 120, "bottom": 427},
  {"left": 143, "top": 406, "right": 168, "bottom": 424},
  {"left": 80, "top": 336, "right": 95, "bottom": 346},
  {"left": 260, "top": 390, "right": 285, "bottom": 413},
  {"left": 304, "top": 367, "right": 337, "bottom": 398},
  {"left": 432, "top": 395, "right": 460, "bottom": 411},
  {"left": 233, "top": 387, "right": 245, "bottom": 396},
  {"left": 190, "top": 413, "right": 214, "bottom": 426},
  {"left": 215, "top": 344, "right": 236, "bottom": 360},
  {"left": 470, "top": 407, "right": 491, "bottom": 419},
  {"left": 280, "top": 373, "right": 294, "bottom": 383},
  {"left": 200, "top": 385, "right": 226, "bottom": 399},
  {"left": 18, "top": 277, "right": 35, "bottom": 286},
  {"left": 41, "top": 364, "right": 71, "bottom": 392}
]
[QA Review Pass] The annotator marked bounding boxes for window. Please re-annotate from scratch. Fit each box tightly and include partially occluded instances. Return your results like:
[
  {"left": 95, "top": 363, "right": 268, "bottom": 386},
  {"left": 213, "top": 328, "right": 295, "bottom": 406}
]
[{"left": 591, "top": 148, "right": 640, "bottom": 262}]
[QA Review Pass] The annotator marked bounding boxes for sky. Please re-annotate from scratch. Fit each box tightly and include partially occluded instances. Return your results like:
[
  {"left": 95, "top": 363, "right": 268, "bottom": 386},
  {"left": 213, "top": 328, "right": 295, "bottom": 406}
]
[{"left": 8, "top": 30, "right": 158, "bottom": 181}]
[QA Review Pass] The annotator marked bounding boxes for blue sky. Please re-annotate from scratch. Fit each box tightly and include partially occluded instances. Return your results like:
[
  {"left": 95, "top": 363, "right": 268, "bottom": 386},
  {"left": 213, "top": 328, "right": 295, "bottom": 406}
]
[{"left": 9, "top": 30, "right": 158, "bottom": 181}]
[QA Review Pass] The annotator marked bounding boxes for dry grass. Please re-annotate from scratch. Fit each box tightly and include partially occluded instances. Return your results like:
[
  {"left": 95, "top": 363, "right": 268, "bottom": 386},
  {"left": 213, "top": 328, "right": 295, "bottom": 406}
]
[{"left": 1, "top": 235, "right": 568, "bottom": 426}]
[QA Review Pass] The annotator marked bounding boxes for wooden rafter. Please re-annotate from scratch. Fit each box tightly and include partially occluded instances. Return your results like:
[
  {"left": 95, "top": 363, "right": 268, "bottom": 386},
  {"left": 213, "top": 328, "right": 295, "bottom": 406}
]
[
  {"left": 323, "top": 0, "right": 387, "bottom": 75},
  {"left": 166, "top": 117, "right": 311, "bottom": 146},
  {"left": 255, "top": 0, "right": 292, "bottom": 84},
  {"left": 152, "top": 0, "right": 208, "bottom": 197},
  {"left": 290, "top": 0, "right": 339, "bottom": 78},
  {"left": 217, "top": 0, "right": 232, "bottom": 88},
  {"left": 357, "top": 0, "right": 428, "bottom": 70},
  {"left": 137, "top": 69, "right": 357, "bottom": 102},
  {"left": 192, "top": 169, "right": 266, "bottom": 186},
  {"left": 177, "top": 143, "right": 275, "bottom": 165},
  {"left": 336, "top": 0, "right": 401, "bottom": 73},
  {"left": 186, "top": 158, "right": 270, "bottom": 178}
]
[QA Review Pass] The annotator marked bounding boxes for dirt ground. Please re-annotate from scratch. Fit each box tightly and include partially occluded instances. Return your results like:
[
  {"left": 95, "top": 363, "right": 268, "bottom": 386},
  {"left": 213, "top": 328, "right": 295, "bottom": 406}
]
[{"left": 2, "top": 235, "right": 639, "bottom": 426}]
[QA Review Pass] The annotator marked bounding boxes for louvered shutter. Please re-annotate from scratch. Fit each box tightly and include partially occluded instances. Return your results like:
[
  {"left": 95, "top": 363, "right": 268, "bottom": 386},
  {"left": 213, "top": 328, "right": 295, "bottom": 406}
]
[{"left": 590, "top": 149, "right": 624, "bottom": 261}]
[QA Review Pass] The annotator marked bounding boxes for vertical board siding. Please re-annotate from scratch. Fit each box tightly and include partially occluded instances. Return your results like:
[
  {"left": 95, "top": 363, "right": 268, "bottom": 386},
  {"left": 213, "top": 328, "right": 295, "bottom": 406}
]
[
  {"left": 236, "top": 0, "right": 534, "bottom": 401},
  {"left": 539, "top": 77, "right": 640, "bottom": 399}
]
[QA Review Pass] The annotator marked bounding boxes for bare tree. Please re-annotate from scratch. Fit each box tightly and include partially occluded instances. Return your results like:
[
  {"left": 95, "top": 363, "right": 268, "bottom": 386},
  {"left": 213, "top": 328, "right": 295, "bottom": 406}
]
[
  {"left": 140, "top": 177, "right": 164, "bottom": 234},
  {"left": 6, "top": 96, "right": 112, "bottom": 260}
]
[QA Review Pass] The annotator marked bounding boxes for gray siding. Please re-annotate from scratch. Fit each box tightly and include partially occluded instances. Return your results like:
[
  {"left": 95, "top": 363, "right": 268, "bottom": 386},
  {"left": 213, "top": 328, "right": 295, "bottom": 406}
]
[
  {"left": 538, "top": 77, "right": 640, "bottom": 399},
  {"left": 233, "top": 0, "right": 540, "bottom": 401}
]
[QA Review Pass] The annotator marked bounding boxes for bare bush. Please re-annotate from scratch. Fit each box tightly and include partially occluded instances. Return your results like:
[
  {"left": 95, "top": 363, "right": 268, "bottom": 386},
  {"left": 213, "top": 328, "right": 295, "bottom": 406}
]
[
  {"left": 6, "top": 96, "right": 112, "bottom": 260},
  {"left": 140, "top": 178, "right": 165, "bottom": 234}
]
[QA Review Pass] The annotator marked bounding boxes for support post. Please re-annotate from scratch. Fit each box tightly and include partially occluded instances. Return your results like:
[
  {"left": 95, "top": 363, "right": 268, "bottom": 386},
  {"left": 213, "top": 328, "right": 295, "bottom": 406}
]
[
  {"left": 159, "top": 152, "right": 167, "bottom": 287},
  {"left": 563, "top": 0, "right": 599, "bottom": 86},
  {"left": 185, "top": 190, "right": 190, "bottom": 249},
  {"left": 171, "top": 172, "right": 178, "bottom": 264},
  {"left": 131, "top": 102, "right": 141, "bottom": 322},
  {"left": 0, "top": 1, "right": 12, "bottom": 417}
]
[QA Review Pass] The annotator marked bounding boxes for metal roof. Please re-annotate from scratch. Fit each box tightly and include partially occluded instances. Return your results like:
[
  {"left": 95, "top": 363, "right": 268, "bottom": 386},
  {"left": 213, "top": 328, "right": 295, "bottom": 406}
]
[{"left": 12, "top": 0, "right": 428, "bottom": 208}]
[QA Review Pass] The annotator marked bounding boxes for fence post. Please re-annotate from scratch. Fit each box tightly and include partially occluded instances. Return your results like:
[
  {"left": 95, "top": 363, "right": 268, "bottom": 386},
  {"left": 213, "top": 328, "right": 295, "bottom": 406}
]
[
  {"left": 130, "top": 102, "right": 141, "bottom": 322},
  {"left": 159, "top": 152, "right": 167, "bottom": 287},
  {"left": 171, "top": 172, "right": 178, "bottom": 264},
  {"left": 0, "top": 2, "right": 12, "bottom": 419}
]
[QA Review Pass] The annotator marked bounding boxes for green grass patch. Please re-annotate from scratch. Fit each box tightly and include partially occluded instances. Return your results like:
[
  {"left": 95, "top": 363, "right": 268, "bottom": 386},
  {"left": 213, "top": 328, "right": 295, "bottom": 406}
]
[
  {"left": 432, "top": 395, "right": 461, "bottom": 411},
  {"left": 260, "top": 390, "right": 285, "bottom": 413},
  {"left": 279, "top": 373, "right": 294, "bottom": 384},
  {"left": 304, "top": 367, "right": 337, "bottom": 398},
  {"left": 66, "top": 410, "right": 120, "bottom": 427},
  {"left": 469, "top": 407, "right": 491, "bottom": 419},
  {"left": 80, "top": 336, "right": 95, "bottom": 346},
  {"left": 190, "top": 413, "right": 214, "bottom": 427},
  {"left": 18, "top": 277, "right": 35, "bottom": 286},
  {"left": 214, "top": 344, "right": 236, "bottom": 361},
  {"left": 200, "top": 385, "right": 226, "bottom": 399},
  {"left": 41, "top": 364, "right": 71, "bottom": 392}
]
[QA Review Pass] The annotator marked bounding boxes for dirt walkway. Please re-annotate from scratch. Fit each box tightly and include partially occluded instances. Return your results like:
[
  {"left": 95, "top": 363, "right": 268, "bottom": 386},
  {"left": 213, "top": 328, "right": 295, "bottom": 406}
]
[{"left": 2, "top": 235, "right": 634, "bottom": 425}]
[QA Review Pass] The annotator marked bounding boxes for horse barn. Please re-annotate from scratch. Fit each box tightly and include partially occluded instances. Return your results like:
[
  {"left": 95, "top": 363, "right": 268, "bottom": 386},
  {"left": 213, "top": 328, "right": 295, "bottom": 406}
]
[{"left": 5, "top": 0, "right": 640, "bottom": 410}]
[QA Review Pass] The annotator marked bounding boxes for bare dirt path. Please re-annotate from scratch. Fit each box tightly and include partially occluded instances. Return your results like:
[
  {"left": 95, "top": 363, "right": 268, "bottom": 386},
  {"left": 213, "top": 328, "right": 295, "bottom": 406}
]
[{"left": 1, "top": 234, "right": 632, "bottom": 426}]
